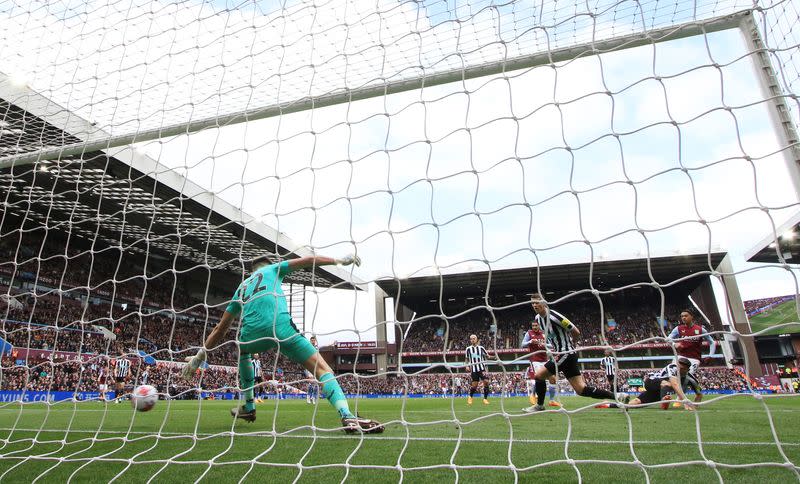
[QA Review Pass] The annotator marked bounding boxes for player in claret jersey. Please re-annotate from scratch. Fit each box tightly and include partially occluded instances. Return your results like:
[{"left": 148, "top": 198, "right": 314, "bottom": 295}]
[
  {"left": 521, "top": 320, "right": 561, "bottom": 407},
  {"left": 668, "top": 309, "right": 717, "bottom": 376}
]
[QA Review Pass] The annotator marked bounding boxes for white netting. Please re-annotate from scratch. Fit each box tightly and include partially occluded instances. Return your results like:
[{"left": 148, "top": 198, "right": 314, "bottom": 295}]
[{"left": 0, "top": 0, "right": 799, "bottom": 481}]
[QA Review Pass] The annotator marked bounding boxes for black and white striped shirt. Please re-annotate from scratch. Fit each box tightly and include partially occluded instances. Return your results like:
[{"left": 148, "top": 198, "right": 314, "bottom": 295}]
[
  {"left": 252, "top": 358, "right": 262, "bottom": 377},
  {"left": 465, "top": 345, "right": 489, "bottom": 372},
  {"left": 115, "top": 359, "right": 130, "bottom": 378},
  {"left": 601, "top": 356, "right": 616, "bottom": 377},
  {"left": 535, "top": 309, "right": 576, "bottom": 354},
  {"left": 648, "top": 363, "right": 699, "bottom": 389},
  {"left": 648, "top": 363, "right": 683, "bottom": 381}
]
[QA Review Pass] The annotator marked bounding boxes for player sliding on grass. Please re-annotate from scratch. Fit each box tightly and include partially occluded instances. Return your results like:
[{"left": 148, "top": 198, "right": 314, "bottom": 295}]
[
  {"left": 182, "top": 254, "right": 383, "bottom": 434},
  {"left": 524, "top": 293, "right": 627, "bottom": 413},
  {"left": 627, "top": 357, "right": 697, "bottom": 411}
]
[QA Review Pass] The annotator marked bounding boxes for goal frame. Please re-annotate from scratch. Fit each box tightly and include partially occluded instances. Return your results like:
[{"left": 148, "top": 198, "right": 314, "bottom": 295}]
[
  {"left": 0, "top": 10, "right": 766, "bottom": 169},
  {"left": 2, "top": 9, "right": 797, "bottom": 379}
]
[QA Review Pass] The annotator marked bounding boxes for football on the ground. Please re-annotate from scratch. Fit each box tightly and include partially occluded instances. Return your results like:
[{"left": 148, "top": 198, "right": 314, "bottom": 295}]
[{"left": 131, "top": 385, "right": 158, "bottom": 412}]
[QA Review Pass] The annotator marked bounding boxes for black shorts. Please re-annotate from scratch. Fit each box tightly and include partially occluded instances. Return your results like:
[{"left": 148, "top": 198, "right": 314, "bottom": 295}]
[
  {"left": 115, "top": 376, "right": 125, "bottom": 383},
  {"left": 470, "top": 370, "right": 487, "bottom": 382},
  {"left": 544, "top": 353, "right": 581, "bottom": 379},
  {"left": 606, "top": 374, "right": 617, "bottom": 387},
  {"left": 254, "top": 376, "right": 263, "bottom": 384},
  {"left": 636, "top": 377, "right": 665, "bottom": 404}
]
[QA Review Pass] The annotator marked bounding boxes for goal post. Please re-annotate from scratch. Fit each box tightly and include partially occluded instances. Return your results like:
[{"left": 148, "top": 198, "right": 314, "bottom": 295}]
[{"left": 739, "top": 11, "right": 800, "bottom": 203}]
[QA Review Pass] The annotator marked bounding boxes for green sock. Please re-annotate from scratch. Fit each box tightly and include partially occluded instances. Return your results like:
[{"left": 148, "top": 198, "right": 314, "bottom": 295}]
[
  {"left": 239, "top": 354, "right": 255, "bottom": 412},
  {"left": 319, "top": 372, "right": 354, "bottom": 418}
]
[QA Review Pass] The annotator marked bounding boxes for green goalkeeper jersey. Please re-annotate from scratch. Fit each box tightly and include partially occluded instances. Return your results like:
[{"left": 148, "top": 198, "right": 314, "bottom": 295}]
[{"left": 225, "top": 260, "right": 292, "bottom": 332}]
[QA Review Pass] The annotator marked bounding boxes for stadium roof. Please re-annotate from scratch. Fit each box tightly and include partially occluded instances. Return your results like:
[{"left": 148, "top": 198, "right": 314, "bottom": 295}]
[
  {"left": 376, "top": 252, "right": 727, "bottom": 301},
  {"left": 0, "top": 74, "right": 364, "bottom": 290},
  {"left": 745, "top": 211, "right": 800, "bottom": 264}
]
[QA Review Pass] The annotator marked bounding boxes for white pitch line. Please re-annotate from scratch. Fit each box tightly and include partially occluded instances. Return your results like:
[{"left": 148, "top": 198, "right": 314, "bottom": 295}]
[
  {"left": 0, "top": 408, "right": 797, "bottom": 414},
  {"left": 0, "top": 428, "right": 797, "bottom": 447}
]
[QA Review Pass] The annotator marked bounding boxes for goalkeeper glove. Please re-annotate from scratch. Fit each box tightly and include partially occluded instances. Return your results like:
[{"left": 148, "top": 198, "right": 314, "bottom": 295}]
[
  {"left": 335, "top": 254, "right": 361, "bottom": 267},
  {"left": 182, "top": 348, "right": 207, "bottom": 379}
]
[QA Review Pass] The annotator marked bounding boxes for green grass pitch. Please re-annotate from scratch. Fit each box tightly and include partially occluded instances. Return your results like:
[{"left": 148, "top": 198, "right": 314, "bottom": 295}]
[
  {"left": 749, "top": 299, "right": 800, "bottom": 336},
  {"left": 0, "top": 396, "right": 797, "bottom": 483}
]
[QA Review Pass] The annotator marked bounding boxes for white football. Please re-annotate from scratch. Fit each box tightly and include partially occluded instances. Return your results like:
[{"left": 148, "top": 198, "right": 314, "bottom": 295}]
[{"left": 131, "top": 385, "right": 158, "bottom": 412}]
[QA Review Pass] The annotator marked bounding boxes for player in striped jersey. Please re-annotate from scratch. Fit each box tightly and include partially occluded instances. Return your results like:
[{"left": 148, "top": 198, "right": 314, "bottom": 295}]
[
  {"left": 600, "top": 349, "right": 617, "bottom": 391},
  {"left": 627, "top": 358, "right": 697, "bottom": 411},
  {"left": 524, "top": 294, "right": 625, "bottom": 413},
  {"left": 252, "top": 354, "right": 264, "bottom": 403},
  {"left": 113, "top": 357, "right": 130, "bottom": 403},
  {"left": 521, "top": 320, "right": 560, "bottom": 407},
  {"left": 465, "top": 335, "right": 491, "bottom": 405}
]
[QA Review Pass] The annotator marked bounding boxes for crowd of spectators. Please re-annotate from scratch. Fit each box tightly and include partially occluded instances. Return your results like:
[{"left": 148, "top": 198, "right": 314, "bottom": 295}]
[
  {"left": 400, "top": 298, "right": 700, "bottom": 354},
  {"left": 0, "top": 236, "right": 221, "bottom": 317},
  {"left": 0, "top": 348, "right": 754, "bottom": 395},
  {"left": 743, "top": 295, "right": 794, "bottom": 316},
  {"left": 0, "top": 231, "right": 769, "bottom": 400},
  {"left": 0, "top": 304, "right": 239, "bottom": 364}
]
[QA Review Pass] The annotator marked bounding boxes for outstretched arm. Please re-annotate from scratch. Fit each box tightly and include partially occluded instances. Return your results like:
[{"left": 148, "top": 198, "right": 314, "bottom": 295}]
[
  {"left": 287, "top": 254, "right": 361, "bottom": 272},
  {"left": 181, "top": 311, "right": 236, "bottom": 378},
  {"left": 702, "top": 328, "right": 717, "bottom": 355},
  {"left": 669, "top": 376, "right": 694, "bottom": 410},
  {"left": 203, "top": 311, "right": 237, "bottom": 350}
]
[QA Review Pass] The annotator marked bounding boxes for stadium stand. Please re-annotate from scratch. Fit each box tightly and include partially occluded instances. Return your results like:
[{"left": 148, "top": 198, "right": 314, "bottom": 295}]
[{"left": 744, "top": 295, "right": 795, "bottom": 317}]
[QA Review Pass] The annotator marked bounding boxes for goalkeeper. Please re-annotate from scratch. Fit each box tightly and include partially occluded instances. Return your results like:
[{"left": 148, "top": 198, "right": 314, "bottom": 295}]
[{"left": 183, "top": 254, "right": 383, "bottom": 434}]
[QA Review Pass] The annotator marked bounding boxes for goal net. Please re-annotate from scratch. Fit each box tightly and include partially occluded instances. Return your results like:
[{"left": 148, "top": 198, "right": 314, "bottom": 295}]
[{"left": 0, "top": 0, "right": 798, "bottom": 481}]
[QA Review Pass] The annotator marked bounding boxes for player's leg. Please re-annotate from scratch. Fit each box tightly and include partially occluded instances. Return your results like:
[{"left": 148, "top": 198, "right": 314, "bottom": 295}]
[
  {"left": 300, "top": 352, "right": 353, "bottom": 417},
  {"left": 468, "top": 373, "right": 478, "bottom": 405},
  {"left": 232, "top": 334, "right": 278, "bottom": 421},
  {"left": 564, "top": 355, "right": 619, "bottom": 401},
  {"left": 568, "top": 374, "right": 617, "bottom": 399},
  {"left": 525, "top": 362, "right": 556, "bottom": 411},
  {"left": 238, "top": 352, "right": 257, "bottom": 414},
  {"left": 629, "top": 378, "right": 661, "bottom": 407},
  {"left": 526, "top": 378, "right": 536, "bottom": 405},
  {"left": 547, "top": 375, "right": 560, "bottom": 407},
  {"left": 298, "top": 351, "right": 383, "bottom": 433},
  {"left": 481, "top": 378, "right": 490, "bottom": 404},
  {"left": 278, "top": 325, "right": 381, "bottom": 432},
  {"left": 272, "top": 321, "right": 350, "bottom": 417}
]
